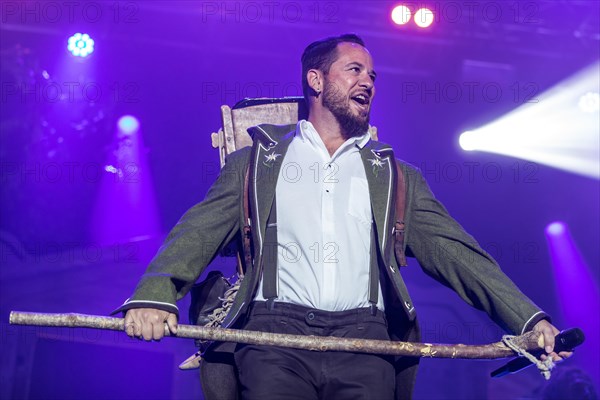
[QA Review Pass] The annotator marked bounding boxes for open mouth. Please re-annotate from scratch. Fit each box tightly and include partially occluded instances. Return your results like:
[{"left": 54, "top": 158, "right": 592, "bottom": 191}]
[{"left": 351, "top": 94, "right": 370, "bottom": 110}]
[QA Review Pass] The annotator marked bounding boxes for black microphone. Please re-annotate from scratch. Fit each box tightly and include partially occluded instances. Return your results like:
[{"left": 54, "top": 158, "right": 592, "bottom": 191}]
[{"left": 490, "top": 327, "right": 585, "bottom": 378}]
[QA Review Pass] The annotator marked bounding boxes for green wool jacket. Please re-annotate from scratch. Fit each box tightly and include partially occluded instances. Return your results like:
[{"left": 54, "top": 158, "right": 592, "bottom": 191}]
[{"left": 113, "top": 123, "right": 548, "bottom": 399}]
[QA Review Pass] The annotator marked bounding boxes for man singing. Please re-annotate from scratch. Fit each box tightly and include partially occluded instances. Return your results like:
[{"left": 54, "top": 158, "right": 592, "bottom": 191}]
[{"left": 115, "top": 34, "right": 570, "bottom": 399}]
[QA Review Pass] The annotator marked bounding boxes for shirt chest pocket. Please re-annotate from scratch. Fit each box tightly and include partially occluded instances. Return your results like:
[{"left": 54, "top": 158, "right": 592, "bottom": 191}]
[{"left": 347, "top": 177, "right": 372, "bottom": 226}]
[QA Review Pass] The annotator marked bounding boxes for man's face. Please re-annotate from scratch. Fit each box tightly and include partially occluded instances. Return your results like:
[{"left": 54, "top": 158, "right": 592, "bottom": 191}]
[{"left": 321, "top": 42, "right": 377, "bottom": 139}]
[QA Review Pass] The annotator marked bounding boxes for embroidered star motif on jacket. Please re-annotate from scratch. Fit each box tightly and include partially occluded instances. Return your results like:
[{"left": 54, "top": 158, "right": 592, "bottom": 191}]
[
  {"left": 263, "top": 152, "right": 281, "bottom": 167},
  {"left": 369, "top": 157, "right": 385, "bottom": 177}
]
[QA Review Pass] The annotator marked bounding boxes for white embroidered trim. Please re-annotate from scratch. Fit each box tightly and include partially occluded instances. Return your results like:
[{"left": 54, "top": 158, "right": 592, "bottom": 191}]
[
  {"left": 521, "top": 310, "right": 545, "bottom": 334},
  {"left": 123, "top": 299, "right": 179, "bottom": 311}
]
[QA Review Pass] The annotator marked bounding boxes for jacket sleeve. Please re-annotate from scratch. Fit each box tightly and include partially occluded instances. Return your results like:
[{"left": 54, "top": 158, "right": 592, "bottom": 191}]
[
  {"left": 402, "top": 164, "right": 548, "bottom": 334},
  {"left": 111, "top": 148, "right": 250, "bottom": 316}
]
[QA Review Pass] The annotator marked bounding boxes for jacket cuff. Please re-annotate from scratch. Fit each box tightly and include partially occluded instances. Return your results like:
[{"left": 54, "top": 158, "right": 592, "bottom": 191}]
[
  {"left": 520, "top": 311, "right": 551, "bottom": 334},
  {"left": 110, "top": 298, "right": 179, "bottom": 316}
]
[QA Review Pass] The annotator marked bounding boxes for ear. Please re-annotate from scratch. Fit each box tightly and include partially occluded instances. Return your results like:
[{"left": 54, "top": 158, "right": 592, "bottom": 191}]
[{"left": 307, "top": 69, "right": 322, "bottom": 94}]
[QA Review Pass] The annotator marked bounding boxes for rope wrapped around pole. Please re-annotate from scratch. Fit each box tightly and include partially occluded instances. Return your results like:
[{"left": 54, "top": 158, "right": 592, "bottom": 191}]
[{"left": 9, "top": 311, "right": 544, "bottom": 359}]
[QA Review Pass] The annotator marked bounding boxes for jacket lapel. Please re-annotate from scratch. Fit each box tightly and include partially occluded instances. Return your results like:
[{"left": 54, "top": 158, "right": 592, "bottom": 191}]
[
  {"left": 248, "top": 125, "right": 295, "bottom": 256},
  {"left": 360, "top": 141, "right": 396, "bottom": 265}
]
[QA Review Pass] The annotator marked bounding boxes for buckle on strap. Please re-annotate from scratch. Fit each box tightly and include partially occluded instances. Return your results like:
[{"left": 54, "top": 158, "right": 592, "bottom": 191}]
[
  {"left": 393, "top": 220, "right": 405, "bottom": 234},
  {"left": 369, "top": 303, "right": 377, "bottom": 316}
]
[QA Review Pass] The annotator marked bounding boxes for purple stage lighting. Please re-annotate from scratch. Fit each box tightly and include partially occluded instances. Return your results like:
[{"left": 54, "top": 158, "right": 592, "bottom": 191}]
[
  {"left": 414, "top": 8, "right": 434, "bottom": 28},
  {"left": 545, "top": 221, "right": 599, "bottom": 380},
  {"left": 67, "top": 33, "right": 94, "bottom": 57},
  {"left": 546, "top": 221, "right": 567, "bottom": 236},
  {"left": 117, "top": 115, "right": 140, "bottom": 135},
  {"left": 93, "top": 114, "right": 160, "bottom": 261},
  {"left": 391, "top": 5, "right": 411, "bottom": 25}
]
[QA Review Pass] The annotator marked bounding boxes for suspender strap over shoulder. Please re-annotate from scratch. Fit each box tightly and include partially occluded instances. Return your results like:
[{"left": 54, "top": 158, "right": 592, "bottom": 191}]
[{"left": 368, "top": 222, "right": 379, "bottom": 315}]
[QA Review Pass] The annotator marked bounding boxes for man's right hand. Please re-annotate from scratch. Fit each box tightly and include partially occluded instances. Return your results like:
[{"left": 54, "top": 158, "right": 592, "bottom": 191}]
[{"left": 124, "top": 308, "right": 178, "bottom": 341}]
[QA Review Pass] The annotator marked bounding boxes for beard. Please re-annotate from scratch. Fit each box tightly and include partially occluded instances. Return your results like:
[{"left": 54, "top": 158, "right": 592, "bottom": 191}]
[{"left": 322, "top": 81, "right": 370, "bottom": 140}]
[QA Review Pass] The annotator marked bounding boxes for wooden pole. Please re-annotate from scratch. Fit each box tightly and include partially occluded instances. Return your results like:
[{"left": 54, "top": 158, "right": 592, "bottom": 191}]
[{"left": 9, "top": 311, "right": 543, "bottom": 359}]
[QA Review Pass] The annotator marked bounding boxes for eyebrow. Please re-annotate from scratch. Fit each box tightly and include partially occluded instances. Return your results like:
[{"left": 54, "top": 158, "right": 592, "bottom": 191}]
[{"left": 346, "top": 62, "right": 377, "bottom": 79}]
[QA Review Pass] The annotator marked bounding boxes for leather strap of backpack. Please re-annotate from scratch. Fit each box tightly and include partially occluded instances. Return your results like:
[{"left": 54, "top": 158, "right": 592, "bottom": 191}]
[
  {"left": 394, "top": 160, "right": 408, "bottom": 267},
  {"left": 238, "top": 164, "right": 252, "bottom": 277}
]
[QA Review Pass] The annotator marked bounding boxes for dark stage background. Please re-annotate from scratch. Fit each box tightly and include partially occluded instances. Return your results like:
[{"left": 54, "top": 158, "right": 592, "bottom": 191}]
[{"left": 1, "top": 1, "right": 599, "bottom": 399}]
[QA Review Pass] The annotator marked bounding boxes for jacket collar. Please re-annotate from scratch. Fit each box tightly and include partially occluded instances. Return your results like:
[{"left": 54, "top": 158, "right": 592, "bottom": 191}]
[
  {"left": 359, "top": 140, "right": 397, "bottom": 264},
  {"left": 248, "top": 123, "right": 396, "bottom": 263},
  {"left": 247, "top": 124, "right": 296, "bottom": 254}
]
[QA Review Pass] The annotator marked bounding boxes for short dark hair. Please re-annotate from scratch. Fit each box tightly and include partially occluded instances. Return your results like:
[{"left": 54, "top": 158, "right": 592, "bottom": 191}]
[{"left": 301, "top": 33, "right": 366, "bottom": 100}]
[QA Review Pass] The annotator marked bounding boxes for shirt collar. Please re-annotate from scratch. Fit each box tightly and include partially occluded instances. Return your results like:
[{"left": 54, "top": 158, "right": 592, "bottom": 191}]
[{"left": 296, "top": 120, "right": 371, "bottom": 149}]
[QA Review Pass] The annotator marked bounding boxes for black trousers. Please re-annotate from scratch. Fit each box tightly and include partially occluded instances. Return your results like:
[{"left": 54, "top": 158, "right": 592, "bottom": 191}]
[{"left": 234, "top": 301, "right": 395, "bottom": 400}]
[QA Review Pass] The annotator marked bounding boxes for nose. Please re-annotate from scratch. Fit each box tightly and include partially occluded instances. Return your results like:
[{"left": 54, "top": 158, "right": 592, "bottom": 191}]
[{"left": 359, "top": 72, "right": 374, "bottom": 93}]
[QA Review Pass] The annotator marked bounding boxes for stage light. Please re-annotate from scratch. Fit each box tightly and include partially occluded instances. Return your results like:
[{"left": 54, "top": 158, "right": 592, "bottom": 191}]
[
  {"left": 117, "top": 115, "right": 140, "bottom": 135},
  {"left": 103, "top": 164, "right": 123, "bottom": 178},
  {"left": 67, "top": 33, "right": 94, "bottom": 57},
  {"left": 546, "top": 221, "right": 567, "bottom": 236},
  {"left": 93, "top": 113, "right": 160, "bottom": 255},
  {"left": 414, "top": 8, "right": 434, "bottom": 28},
  {"left": 391, "top": 5, "right": 411, "bottom": 25},
  {"left": 578, "top": 91, "right": 599, "bottom": 113},
  {"left": 458, "top": 62, "right": 600, "bottom": 179},
  {"left": 458, "top": 131, "right": 477, "bottom": 151}
]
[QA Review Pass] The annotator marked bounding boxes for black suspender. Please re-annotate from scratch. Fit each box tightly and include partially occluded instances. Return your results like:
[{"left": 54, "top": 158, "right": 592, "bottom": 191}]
[
  {"left": 262, "top": 197, "right": 278, "bottom": 310},
  {"left": 368, "top": 222, "right": 380, "bottom": 315}
]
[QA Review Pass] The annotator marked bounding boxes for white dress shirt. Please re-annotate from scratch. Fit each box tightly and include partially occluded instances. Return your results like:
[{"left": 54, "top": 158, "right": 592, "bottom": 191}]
[{"left": 254, "top": 120, "right": 385, "bottom": 311}]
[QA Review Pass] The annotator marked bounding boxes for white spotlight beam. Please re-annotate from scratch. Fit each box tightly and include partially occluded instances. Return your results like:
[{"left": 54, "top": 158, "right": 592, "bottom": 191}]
[{"left": 460, "top": 62, "right": 600, "bottom": 179}]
